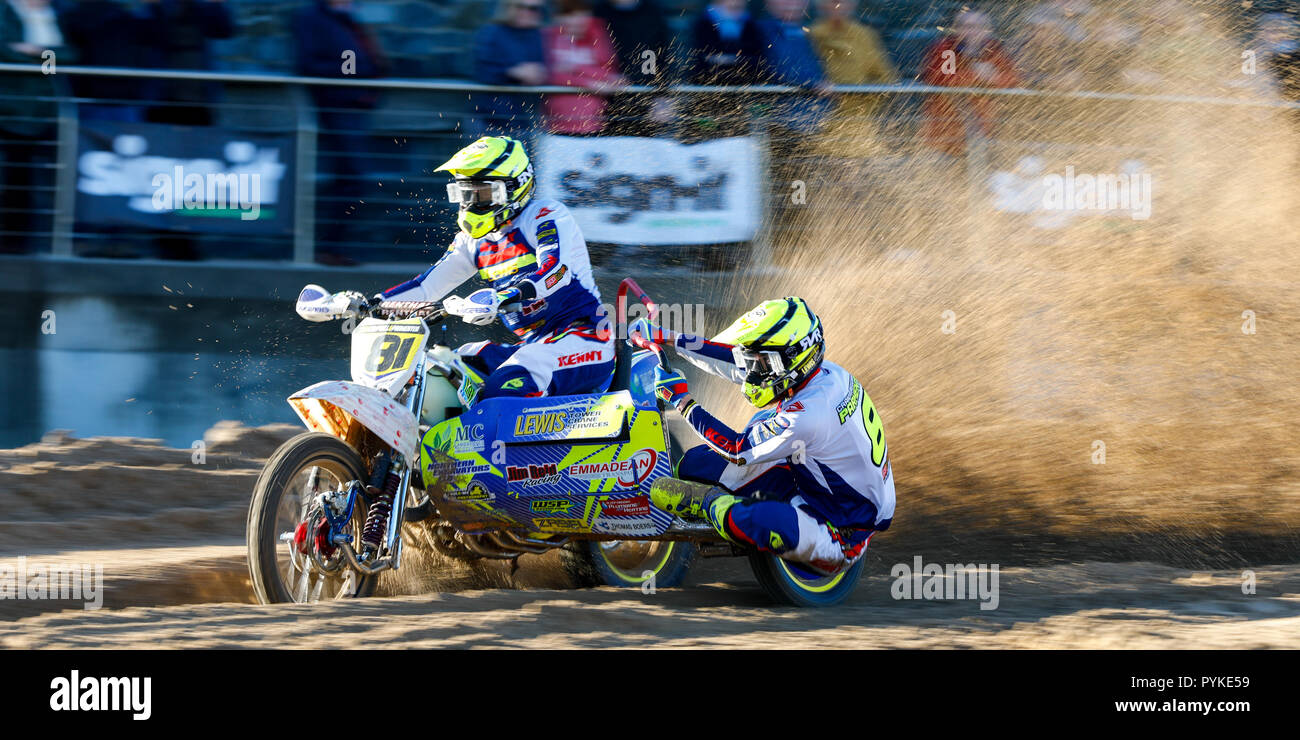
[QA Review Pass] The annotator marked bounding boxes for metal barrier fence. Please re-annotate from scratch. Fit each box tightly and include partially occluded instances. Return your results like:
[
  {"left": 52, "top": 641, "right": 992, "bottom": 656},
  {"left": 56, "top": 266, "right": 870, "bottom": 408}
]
[{"left": 1, "top": 63, "right": 1296, "bottom": 267}]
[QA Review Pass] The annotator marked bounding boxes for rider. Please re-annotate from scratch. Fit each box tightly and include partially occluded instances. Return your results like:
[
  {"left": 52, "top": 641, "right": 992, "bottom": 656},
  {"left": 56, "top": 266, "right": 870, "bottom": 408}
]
[
  {"left": 377, "top": 136, "right": 613, "bottom": 401},
  {"left": 631, "top": 298, "right": 895, "bottom": 575}
]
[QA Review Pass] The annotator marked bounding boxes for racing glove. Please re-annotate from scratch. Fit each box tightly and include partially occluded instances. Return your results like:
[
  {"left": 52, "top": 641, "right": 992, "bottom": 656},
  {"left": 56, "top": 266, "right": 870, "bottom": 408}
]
[
  {"left": 653, "top": 366, "right": 693, "bottom": 410},
  {"left": 628, "top": 317, "right": 677, "bottom": 347}
]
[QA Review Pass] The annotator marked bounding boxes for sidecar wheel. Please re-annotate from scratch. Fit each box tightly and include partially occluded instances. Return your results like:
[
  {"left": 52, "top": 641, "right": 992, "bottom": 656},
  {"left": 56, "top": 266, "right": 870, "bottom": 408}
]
[
  {"left": 563, "top": 540, "right": 696, "bottom": 589},
  {"left": 748, "top": 552, "right": 864, "bottom": 607}
]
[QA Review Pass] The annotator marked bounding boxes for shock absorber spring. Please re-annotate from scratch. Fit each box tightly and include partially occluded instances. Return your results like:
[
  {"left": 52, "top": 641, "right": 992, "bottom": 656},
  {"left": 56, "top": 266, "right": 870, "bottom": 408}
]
[{"left": 361, "top": 470, "right": 400, "bottom": 550}]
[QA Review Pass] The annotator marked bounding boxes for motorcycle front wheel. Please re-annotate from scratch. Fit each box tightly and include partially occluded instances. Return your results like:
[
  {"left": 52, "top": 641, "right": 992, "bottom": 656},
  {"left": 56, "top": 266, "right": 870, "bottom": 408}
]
[{"left": 247, "top": 432, "right": 379, "bottom": 603}]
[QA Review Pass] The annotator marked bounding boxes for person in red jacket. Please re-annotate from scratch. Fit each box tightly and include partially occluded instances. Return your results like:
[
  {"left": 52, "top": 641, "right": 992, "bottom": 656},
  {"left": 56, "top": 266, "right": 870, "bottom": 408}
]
[
  {"left": 543, "top": 0, "right": 625, "bottom": 134},
  {"left": 918, "top": 8, "right": 1020, "bottom": 157}
]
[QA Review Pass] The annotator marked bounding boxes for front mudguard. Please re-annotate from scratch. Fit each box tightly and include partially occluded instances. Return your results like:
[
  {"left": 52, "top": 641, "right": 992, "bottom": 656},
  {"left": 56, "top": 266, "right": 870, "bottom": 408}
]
[{"left": 288, "top": 380, "right": 418, "bottom": 455}]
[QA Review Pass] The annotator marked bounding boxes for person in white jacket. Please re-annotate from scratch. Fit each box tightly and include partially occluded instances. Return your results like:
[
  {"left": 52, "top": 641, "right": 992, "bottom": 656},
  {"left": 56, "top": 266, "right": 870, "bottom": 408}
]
[
  {"left": 379, "top": 136, "right": 614, "bottom": 401},
  {"left": 633, "top": 297, "right": 895, "bottom": 574}
]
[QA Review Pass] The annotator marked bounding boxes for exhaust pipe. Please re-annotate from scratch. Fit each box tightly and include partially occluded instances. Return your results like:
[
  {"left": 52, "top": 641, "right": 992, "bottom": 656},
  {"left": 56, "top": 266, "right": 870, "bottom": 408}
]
[
  {"left": 334, "top": 540, "right": 395, "bottom": 576},
  {"left": 487, "top": 532, "right": 551, "bottom": 555},
  {"left": 459, "top": 532, "right": 522, "bottom": 560}
]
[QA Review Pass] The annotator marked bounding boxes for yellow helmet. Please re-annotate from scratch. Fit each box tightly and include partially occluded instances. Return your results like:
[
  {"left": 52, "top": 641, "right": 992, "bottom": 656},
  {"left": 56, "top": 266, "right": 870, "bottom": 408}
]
[
  {"left": 714, "top": 297, "right": 825, "bottom": 407},
  {"left": 438, "top": 136, "right": 535, "bottom": 238}
]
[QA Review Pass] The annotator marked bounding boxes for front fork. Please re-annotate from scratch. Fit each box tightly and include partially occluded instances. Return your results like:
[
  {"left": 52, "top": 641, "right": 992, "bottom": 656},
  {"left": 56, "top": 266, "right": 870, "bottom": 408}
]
[{"left": 329, "top": 356, "right": 427, "bottom": 576}]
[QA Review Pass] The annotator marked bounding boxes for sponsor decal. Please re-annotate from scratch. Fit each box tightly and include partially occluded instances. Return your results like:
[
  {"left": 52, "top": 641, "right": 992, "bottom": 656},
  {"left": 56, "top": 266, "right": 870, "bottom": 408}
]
[
  {"left": 882, "top": 457, "right": 891, "bottom": 482},
  {"left": 798, "top": 327, "right": 823, "bottom": 352},
  {"left": 784, "top": 401, "right": 804, "bottom": 412},
  {"left": 567, "top": 449, "right": 658, "bottom": 487},
  {"left": 530, "top": 498, "right": 574, "bottom": 513},
  {"left": 598, "top": 495, "right": 650, "bottom": 517},
  {"left": 514, "top": 412, "right": 568, "bottom": 436},
  {"left": 508, "top": 463, "right": 562, "bottom": 487},
  {"left": 453, "top": 423, "right": 486, "bottom": 453},
  {"left": 532, "top": 517, "right": 590, "bottom": 533},
  {"left": 450, "top": 481, "right": 492, "bottom": 502},
  {"left": 704, "top": 426, "right": 742, "bottom": 453},
  {"left": 836, "top": 379, "right": 862, "bottom": 425},
  {"left": 425, "top": 458, "right": 490, "bottom": 479},
  {"left": 535, "top": 207, "right": 553, "bottom": 219},
  {"left": 594, "top": 518, "right": 660, "bottom": 536},
  {"left": 515, "top": 398, "right": 624, "bottom": 439},
  {"left": 536, "top": 220, "right": 559, "bottom": 246},
  {"left": 544, "top": 264, "right": 568, "bottom": 289},
  {"left": 558, "top": 349, "right": 604, "bottom": 368},
  {"left": 520, "top": 298, "right": 547, "bottom": 316}
]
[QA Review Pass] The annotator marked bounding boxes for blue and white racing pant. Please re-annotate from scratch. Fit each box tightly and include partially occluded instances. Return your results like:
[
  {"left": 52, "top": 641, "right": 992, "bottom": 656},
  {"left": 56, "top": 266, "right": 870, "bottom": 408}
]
[
  {"left": 457, "top": 325, "right": 615, "bottom": 399},
  {"left": 677, "top": 445, "right": 875, "bottom": 573}
]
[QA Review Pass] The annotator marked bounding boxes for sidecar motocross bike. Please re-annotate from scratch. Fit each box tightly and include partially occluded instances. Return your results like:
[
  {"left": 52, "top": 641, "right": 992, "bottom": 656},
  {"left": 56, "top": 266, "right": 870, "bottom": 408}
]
[{"left": 246, "top": 279, "right": 865, "bottom": 607}]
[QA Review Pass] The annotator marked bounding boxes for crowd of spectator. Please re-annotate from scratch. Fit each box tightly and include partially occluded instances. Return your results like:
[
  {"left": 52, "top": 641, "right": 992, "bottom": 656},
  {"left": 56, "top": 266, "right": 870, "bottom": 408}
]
[{"left": 1, "top": 0, "right": 1297, "bottom": 257}]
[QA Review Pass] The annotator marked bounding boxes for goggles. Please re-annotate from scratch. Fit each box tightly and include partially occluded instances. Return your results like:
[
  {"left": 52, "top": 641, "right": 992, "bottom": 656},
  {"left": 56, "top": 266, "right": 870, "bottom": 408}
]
[
  {"left": 732, "top": 346, "right": 786, "bottom": 381},
  {"left": 446, "top": 179, "right": 510, "bottom": 209}
]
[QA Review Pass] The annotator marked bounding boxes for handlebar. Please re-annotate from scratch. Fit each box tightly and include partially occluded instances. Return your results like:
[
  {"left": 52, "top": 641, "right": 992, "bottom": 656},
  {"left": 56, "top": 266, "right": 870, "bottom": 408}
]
[{"left": 373, "top": 300, "right": 446, "bottom": 322}]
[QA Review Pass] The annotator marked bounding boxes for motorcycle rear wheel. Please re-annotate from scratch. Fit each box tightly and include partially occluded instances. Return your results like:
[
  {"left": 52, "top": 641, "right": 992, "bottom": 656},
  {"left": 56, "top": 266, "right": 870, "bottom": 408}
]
[
  {"left": 247, "top": 432, "right": 379, "bottom": 603},
  {"left": 748, "top": 552, "right": 864, "bottom": 607}
]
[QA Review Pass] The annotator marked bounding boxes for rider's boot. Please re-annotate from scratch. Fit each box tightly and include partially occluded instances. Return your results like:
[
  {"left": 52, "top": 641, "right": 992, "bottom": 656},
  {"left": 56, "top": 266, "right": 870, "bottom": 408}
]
[{"left": 649, "top": 478, "right": 742, "bottom": 542}]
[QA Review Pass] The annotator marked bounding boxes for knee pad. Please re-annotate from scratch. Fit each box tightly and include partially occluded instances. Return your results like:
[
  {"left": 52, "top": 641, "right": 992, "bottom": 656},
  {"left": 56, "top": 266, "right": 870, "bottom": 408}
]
[
  {"left": 479, "top": 366, "right": 541, "bottom": 399},
  {"left": 720, "top": 499, "right": 802, "bottom": 554}
]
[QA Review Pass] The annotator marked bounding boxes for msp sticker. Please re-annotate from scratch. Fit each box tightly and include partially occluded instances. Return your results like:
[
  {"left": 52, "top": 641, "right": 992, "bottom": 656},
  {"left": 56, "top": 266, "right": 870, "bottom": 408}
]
[{"left": 530, "top": 498, "right": 575, "bottom": 513}]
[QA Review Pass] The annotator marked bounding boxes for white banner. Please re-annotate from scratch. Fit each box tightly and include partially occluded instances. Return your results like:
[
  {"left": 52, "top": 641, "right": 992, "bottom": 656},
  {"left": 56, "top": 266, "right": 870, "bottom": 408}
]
[{"left": 534, "top": 135, "right": 762, "bottom": 246}]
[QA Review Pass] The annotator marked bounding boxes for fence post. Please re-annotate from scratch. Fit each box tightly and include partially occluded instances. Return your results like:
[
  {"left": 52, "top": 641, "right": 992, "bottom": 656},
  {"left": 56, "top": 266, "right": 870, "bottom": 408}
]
[
  {"left": 964, "top": 126, "right": 990, "bottom": 261},
  {"left": 51, "top": 99, "right": 78, "bottom": 257},
  {"left": 751, "top": 114, "right": 774, "bottom": 269},
  {"left": 293, "top": 88, "right": 316, "bottom": 264}
]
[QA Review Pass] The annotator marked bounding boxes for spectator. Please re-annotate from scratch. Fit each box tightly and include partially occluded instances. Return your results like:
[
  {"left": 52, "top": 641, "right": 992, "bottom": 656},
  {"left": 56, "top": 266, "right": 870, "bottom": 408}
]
[
  {"left": 1076, "top": 5, "right": 1141, "bottom": 91},
  {"left": 686, "top": 0, "right": 766, "bottom": 139},
  {"left": 0, "top": 0, "right": 74, "bottom": 252},
  {"left": 809, "top": 0, "right": 897, "bottom": 157},
  {"left": 594, "top": 0, "right": 677, "bottom": 136},
  {"left": 60, "top": 0, "right": 154, "bottom": 122},
  {"left": 756, "top": 0, "right": 832, "bottom": 134},
  {"left": 1014, "top": 3, "right": 1087, "bottom": 90},
  {"left": 1251, "top": 12, "right": 1300, "bottom": 102},
  {"left": 542, "top": 0, "right": 623, "bottom": 134},
  {"left": 918, "top": 8, "right": 1020, "bottom": 157},
  {"left": 1125, "top": 0, "right": 1227, "bottom": 94},
  {"left": 139, "top": 0, "right": 236, "bottom": 126},
  {"left": 472, "top": 0, "right": 547, "bottom": 138},
  {"left": 293, "top": 0, "right": 388, "bottom": 265},
  {"left": 689, "top": 0, "right": 764, "bottom": 86}
]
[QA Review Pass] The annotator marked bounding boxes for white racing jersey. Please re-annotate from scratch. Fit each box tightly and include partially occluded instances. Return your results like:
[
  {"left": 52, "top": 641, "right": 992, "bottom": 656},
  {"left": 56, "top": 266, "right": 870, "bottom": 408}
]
[
  {"left": 673, "top": 336, "right": 896, "bottom": 530},
  {"left": 381, "top": 198, "right": 602, "bottom": 341}
]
